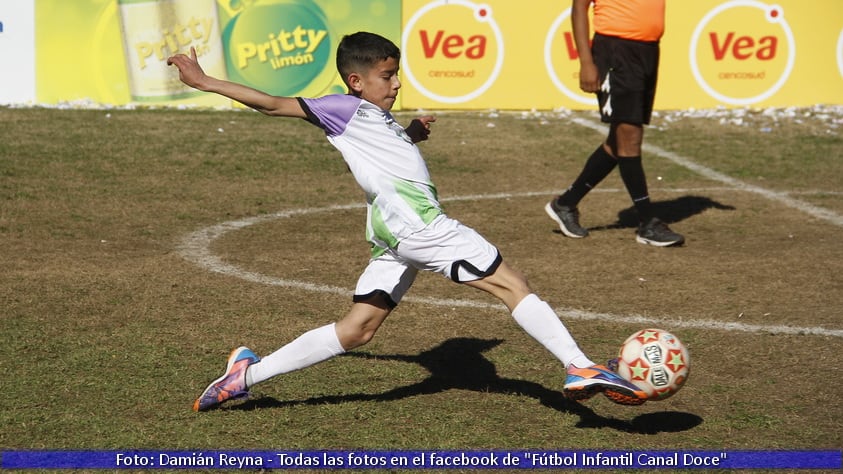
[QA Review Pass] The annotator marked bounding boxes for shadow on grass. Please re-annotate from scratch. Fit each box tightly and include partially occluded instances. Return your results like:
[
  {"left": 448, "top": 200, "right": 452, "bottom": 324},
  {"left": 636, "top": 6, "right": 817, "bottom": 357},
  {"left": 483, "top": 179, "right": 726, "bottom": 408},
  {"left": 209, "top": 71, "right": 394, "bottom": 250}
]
[
  {"left": 232, "top": 337, "right": 702, "bottom": 434},
  {"left": 562, "top": 195, "right": 736, "bottom": 233}
]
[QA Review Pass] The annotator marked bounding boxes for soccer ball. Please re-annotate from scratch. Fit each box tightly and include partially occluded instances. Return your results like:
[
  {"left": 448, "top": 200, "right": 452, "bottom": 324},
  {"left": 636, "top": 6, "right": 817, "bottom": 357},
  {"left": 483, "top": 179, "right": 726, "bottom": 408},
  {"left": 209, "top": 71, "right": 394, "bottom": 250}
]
[{"left": 615, "top": 328, "right": 690, "bottom": 400}]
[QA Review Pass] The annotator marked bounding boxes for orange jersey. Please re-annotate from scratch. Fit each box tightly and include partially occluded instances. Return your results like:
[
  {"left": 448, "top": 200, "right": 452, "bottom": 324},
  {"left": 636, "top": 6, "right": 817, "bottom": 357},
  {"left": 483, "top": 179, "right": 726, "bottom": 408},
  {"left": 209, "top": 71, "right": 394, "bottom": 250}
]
[{"left": 592, "top": 0, "right": 665, "bottom": 42}]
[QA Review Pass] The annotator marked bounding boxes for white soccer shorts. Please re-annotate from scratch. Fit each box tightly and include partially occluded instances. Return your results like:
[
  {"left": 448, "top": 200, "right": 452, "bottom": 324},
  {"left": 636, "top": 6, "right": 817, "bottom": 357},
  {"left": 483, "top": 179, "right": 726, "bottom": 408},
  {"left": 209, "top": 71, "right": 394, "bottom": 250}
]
[{"left": 354, "top": 214, "right": 502, "bottom": 307}]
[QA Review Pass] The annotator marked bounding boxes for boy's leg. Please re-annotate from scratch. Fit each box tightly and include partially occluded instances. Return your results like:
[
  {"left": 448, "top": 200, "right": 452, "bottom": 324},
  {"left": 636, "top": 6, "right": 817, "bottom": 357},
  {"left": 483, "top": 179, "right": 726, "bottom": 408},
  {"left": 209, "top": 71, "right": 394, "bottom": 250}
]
[
  {"left": 395, "top": 216, "right": 646, "bottom": 404},
  {"left": 194, "top": 298, "right": 391, "bottom": 412},
  {"left": 397, "top": 217, "right": 593, "bottom": 368},
  {"left": 248, "top": 296, "right": 391, "bottom": 387},
  {"left": 511, "top": 294, "right": 594, "bottom": 369},
  {"left": 464, "top": 263, "right": 591, "bottom": 368},
  {"left": 194, "top": 256, "right": 415, "bottom": 411},
  {"left": 466, "top": 263, "right": 647, "bottom": 405},
  {"left": 246, "top": 323, "right": 346, "bottom": 386}
]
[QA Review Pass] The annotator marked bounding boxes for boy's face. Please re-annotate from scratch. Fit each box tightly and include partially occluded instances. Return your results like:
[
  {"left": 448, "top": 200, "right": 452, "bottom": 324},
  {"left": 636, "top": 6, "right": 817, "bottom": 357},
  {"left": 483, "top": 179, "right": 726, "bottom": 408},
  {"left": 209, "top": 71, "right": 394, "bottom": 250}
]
[{"left": 347, "top": 57, "right": 401, "bottom": 111}]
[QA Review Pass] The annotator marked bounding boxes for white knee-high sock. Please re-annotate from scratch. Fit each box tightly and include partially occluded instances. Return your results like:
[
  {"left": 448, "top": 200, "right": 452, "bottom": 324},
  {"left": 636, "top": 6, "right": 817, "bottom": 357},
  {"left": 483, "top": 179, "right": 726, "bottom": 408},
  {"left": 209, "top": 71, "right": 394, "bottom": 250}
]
[
  {"left": 245, "top": 323, "right": 345, "bottom": 387},
  {"left": 511, "top": 294, "right": 594, "bottom": 368}
]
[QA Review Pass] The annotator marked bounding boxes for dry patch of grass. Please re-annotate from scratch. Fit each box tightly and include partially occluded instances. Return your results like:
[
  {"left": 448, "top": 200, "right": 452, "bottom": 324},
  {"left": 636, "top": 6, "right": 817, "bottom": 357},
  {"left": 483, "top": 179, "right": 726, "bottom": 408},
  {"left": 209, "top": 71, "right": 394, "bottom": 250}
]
[{"left": 1, "top": 106, "right": 841, "bottom": 453}]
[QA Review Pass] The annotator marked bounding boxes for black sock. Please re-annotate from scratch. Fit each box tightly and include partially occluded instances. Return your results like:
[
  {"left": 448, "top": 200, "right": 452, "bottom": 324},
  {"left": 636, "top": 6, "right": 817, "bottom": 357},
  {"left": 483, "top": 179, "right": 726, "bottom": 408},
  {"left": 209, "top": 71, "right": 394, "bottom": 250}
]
[
  {"left": 557, "top": 145, "right": 617, "bottom": 208},
  {"left": 617, "top": 156, "right": 653, "bottom": 223}
]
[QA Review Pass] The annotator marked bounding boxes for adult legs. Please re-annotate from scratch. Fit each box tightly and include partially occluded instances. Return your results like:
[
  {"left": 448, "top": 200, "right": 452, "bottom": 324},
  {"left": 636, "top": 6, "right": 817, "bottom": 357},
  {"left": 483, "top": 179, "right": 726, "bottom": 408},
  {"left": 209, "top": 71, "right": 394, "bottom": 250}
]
[
  {"left": 558, "top": 122, "right": 648, "bottom": 220},
  {"left": 611, "top": 122, "right": 685, "bottom": 246},
  {"left": 609, "top": 122, "right": 654, "bottom": 224}
]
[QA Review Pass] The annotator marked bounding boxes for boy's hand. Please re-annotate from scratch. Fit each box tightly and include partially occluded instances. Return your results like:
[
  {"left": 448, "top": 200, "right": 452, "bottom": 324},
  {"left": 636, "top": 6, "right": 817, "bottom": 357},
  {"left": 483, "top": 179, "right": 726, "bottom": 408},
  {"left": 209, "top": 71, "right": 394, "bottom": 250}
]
[
  {"left": 167, "top": 47, "right": 208, "bottom": 90},
  {"left": 405, "top": 115, "right": 436, "bottom": 143}
]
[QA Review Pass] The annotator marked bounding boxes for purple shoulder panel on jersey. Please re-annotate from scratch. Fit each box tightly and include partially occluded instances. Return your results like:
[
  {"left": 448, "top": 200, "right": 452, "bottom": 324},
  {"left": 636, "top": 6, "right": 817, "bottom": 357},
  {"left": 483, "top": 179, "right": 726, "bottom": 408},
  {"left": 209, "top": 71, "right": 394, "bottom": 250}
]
[{"left": 297, "top": 95, "right": 361, "bottom": 137}]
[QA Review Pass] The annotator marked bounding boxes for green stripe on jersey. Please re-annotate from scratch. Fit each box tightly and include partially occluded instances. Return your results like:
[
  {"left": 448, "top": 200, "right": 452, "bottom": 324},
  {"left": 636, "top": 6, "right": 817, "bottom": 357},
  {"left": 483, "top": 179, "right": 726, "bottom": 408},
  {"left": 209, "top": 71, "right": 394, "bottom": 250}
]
[
  {"left": 370, "top": 203, "right": 400, "bottom": 250},
  {"left": 394, "top": 180, "right": 440, "bottom": 225}
]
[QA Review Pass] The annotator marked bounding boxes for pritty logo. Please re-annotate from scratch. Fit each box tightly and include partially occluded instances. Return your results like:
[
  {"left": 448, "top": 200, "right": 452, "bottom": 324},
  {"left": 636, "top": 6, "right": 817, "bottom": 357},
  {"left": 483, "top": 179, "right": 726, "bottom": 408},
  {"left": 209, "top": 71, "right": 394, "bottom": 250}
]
[
  {"left": 222, "top": 0, "right": 332, "bottom": 97},
  {"left": 402, "top": 0, "right": 503, "bottom": 103},
  {"left": 132, "top": 16, "right": 216, "bottom": 69},
  {"left": 544, "top": 7, "right": 595, "bottom": 105},
  {"left": 234, "top": 26, "right": 326, "bottom": 69},
  {"left": 690, "top": 0, "right": 795, "bottom": 105},
  {"left": 118, "top": 0, "right": 227, "bottom": 101}
]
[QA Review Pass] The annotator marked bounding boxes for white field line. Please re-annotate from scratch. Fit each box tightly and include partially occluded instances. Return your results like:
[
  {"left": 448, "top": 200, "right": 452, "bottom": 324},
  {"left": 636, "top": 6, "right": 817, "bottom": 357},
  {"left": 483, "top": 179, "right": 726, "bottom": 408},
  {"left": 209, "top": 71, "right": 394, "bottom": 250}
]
[
  {"left": 569, "top": 116, "right": 843, "bottom": 228},
  {"left": 177, "top": 190, "right": 843, "bottom": 339}
]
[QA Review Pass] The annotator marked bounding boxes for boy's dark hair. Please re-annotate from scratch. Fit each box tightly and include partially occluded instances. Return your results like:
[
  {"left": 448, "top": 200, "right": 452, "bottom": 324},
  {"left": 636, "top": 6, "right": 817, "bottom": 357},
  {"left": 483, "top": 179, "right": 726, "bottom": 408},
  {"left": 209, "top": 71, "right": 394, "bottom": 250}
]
[{"left": 336, "top": 32, "right": 400, "bottom": 84}]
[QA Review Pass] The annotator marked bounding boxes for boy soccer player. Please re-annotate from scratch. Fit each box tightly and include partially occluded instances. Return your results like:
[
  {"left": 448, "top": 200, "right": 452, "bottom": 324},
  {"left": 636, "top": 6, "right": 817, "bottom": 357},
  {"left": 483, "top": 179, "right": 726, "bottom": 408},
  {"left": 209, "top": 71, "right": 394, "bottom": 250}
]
[{"left": 167, "top": 31, "right": 647, "bottom": 411}]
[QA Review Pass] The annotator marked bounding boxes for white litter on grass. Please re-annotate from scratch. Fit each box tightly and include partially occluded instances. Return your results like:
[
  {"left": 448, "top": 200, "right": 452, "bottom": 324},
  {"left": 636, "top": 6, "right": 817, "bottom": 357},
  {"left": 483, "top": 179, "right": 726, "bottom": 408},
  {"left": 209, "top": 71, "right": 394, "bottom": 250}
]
[
  {"left": 2, "top": 98, "right": 241, "bottom": 112},
  {"left": 7, "top": 100, "right": 842, "bottom": 133}
]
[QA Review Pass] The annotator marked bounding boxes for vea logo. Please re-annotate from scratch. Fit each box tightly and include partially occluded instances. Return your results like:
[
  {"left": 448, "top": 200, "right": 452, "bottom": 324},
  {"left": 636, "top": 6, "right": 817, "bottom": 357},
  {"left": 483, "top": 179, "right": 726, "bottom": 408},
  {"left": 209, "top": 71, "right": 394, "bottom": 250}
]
[
  {"left": 402, "top": 0, "right": 503, "bottom": 103},
  {"left": 222, "top": 0, "right": 332, "bottom": 97},
  {"left": 690, "top": 0, "right": 795, "bottom": 105},
  {"left": 418, "top": 30, "right": 487, "bottom": 60},
  {"left": 544, "top": 7, "right": 595, "bottom": 106}
]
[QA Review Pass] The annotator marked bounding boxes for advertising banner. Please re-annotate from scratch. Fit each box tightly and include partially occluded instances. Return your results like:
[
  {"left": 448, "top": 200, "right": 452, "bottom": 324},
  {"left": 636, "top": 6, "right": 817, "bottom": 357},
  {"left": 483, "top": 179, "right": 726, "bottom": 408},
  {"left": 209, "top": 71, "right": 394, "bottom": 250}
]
[
  {"left": 31, "top": 0, "right": 400, "bottom": 107},
  {"left": 657, "top": 0, "right": 843, "bottom": 109},
  {"left": 6, "top": 0, "right": 843, "bottom": 110},
  {"left": 400, "top": 0, "right": 843, "bottom": 110},
  {"left": 0, "top": 1, "right": 36, "bottom": 104}
]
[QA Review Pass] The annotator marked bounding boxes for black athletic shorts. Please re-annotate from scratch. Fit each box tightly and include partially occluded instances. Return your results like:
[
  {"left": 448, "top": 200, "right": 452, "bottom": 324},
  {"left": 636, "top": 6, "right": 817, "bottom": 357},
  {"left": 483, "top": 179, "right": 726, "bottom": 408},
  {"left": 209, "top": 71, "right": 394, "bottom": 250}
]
[{"left": 592, "top": 33, "right": 660, "bottom": 125}]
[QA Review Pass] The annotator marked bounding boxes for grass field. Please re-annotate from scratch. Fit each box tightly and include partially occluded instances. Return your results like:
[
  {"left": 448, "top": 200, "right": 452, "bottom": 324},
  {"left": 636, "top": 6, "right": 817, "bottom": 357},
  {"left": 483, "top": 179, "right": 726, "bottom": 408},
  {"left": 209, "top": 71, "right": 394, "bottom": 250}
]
[{"left": 1, "top": 104, "right": 842, "bottom": 469}]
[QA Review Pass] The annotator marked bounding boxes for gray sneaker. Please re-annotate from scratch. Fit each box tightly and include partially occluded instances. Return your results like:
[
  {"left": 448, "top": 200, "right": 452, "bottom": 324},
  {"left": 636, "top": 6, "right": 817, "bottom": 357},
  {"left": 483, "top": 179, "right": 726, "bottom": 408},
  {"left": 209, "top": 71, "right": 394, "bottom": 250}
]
[
  {"left": 636, "top": 218, "right": 685, "bottom": 247},
  {"left": 545, "top": 200, "right": 588, "bottom": 238}
]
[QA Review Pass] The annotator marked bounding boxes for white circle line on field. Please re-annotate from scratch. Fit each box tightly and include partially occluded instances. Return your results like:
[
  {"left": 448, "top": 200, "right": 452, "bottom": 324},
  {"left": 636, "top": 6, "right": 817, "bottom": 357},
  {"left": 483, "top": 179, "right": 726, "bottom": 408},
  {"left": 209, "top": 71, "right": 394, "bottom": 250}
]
[{"left": 177, "top": 189, "right": 843, "bottom": 339}]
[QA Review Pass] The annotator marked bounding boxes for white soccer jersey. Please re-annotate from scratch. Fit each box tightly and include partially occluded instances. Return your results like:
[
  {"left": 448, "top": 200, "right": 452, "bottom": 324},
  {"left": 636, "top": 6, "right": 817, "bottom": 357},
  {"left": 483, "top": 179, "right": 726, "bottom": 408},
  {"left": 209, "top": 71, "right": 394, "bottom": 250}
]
[{"left": 299, "top": 95, "right": 442, "bottom": 256}]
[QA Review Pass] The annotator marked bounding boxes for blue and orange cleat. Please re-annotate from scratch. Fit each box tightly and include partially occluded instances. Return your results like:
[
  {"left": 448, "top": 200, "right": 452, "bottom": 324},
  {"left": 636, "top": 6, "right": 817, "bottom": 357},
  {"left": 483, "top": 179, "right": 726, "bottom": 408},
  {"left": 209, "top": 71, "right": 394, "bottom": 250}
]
[
  {"left": 563, "top": 364, "right": 647, "bottom": 406},
  {"left": 193, "top": 347, "right": 260, "bottom": 412}
]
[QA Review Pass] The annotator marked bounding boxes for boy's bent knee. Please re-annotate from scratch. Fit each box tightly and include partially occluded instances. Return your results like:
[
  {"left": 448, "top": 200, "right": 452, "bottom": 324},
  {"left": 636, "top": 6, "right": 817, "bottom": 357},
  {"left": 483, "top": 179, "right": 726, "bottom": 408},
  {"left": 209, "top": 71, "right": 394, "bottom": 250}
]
[
  {"left": 466, "top": 262, "right": 533, "bottom": 311},
  {"left": 337, "top": 330, "right": 374, "bottom": 351},
  {"left": 335, "top": 319, "right": 380, "bottom": 350},
  {"left": 335, "top": 299, "right": 391, "bottom": 350},
  {"left": 499, "top": 263, "right": 532, "bottom": 293}
]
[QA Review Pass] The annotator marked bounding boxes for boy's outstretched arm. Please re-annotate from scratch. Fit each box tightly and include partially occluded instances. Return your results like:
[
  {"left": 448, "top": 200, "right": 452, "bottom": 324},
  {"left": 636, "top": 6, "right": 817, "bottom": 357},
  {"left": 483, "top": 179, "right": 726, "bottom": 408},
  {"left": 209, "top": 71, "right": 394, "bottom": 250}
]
[{"left": 167, "top": 47, "right": 305, "bottom": 118}]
